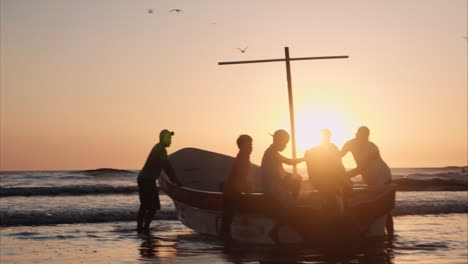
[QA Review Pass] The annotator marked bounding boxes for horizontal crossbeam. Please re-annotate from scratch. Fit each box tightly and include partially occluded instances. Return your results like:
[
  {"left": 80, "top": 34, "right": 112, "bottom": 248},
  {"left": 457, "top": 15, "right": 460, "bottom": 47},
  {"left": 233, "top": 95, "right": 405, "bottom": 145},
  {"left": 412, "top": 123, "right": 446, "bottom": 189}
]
[{"left": 218, "top": 55, "right": 349, "bottom": 65}]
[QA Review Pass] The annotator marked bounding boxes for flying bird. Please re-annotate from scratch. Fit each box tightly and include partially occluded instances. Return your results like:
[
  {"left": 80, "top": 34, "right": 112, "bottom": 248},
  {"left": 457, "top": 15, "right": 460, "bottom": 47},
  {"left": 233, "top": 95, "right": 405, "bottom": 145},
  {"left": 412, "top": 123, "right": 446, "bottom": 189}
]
[
  {"left": 148, "top": 9, "right": 154, "bottom": 14},
  {"left": 237, "top": 46, "right": 248, "bottom": 53},
  {"left": 169, "top": 9, "right": 183, "bottom": 13}
]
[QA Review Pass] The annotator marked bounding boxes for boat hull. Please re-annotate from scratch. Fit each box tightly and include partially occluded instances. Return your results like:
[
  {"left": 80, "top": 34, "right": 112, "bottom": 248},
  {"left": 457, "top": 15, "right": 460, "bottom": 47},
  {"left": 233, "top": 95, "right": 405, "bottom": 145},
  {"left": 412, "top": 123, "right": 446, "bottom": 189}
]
[
  {"left": 159, "top": 148, "right": 396, "bottom": 245},
  {"left": 161, "top": 175, "right": 395, "bottom": 245}
]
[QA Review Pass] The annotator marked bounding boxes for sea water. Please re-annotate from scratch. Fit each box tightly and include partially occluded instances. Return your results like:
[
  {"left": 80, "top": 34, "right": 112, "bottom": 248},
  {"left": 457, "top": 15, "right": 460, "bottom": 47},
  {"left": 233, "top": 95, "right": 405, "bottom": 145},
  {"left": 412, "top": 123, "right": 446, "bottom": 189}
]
[{"left": 0, "top": 167, "right": 467, "bottom": 263}]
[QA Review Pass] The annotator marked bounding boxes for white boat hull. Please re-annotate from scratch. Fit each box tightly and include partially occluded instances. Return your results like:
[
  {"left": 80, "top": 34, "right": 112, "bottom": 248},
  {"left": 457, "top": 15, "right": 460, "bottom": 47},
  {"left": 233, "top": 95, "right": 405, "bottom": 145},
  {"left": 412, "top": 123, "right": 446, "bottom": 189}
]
[{"left": 161, "top": 148, "right": 395, "bottom": 245}]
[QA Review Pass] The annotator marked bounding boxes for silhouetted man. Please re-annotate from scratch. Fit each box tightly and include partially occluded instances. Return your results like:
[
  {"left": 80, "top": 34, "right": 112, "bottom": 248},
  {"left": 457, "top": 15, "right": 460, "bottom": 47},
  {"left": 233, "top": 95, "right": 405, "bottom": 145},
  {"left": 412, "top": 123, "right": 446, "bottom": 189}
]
[
  {"left": 340, "top": 126, "right": 393, "bottom": 236},
  {"left": 137, "top": 129, "right": 181, "bottom": 234},
  {"left": 305, "top": 129, "right": 350, "bottom": 216},
  {"left": 305, "top": 129, "right": 345, "bottom": 191},
  {"left": 219, "top": 134, "right": 253, "bottom": 241},
  {"left": 261, "top": 129, "right": 304, "bottom": 243}
]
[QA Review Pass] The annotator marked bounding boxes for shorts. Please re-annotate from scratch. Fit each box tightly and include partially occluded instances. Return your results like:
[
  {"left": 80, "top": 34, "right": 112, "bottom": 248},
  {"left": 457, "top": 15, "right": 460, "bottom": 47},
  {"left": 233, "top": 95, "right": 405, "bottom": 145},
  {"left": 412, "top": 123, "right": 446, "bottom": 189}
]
[{"left": 137, "top": 177, "right": 161, "bottom": 210}]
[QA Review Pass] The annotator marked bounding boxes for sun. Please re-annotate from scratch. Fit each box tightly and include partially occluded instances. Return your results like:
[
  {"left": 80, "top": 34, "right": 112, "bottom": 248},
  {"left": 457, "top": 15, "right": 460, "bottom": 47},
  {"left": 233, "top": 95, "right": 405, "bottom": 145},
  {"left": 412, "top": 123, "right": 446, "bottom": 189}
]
[
  {"left": 287, "top": 103, "right": 354, "bottom": 154},
  {"left": 277, "top": 102, "right": 359, "bottom": 168}
]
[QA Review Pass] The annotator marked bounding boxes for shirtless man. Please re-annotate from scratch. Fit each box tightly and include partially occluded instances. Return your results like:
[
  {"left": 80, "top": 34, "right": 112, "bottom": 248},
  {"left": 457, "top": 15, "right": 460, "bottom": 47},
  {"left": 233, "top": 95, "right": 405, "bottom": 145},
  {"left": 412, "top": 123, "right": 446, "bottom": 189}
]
[
  {"left": 340, "top": 126, "right": 393, "bottom": 235},
  {"left": 340, "top": 126, "right": 391, "bottom": 185},
  {"left": 261, "top": 129, "right": 304, "bottom": 243},
  {"left": 220, "top": 135, "right": 253, "bottom": 241}
]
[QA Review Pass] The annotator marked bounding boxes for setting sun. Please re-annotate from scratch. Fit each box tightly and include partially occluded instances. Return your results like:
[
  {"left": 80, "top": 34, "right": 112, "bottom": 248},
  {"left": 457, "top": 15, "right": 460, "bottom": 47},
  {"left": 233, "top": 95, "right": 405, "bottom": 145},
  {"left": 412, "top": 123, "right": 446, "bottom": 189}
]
[{"left": 282, "top": 103, "right": 354, "bottom": 152}]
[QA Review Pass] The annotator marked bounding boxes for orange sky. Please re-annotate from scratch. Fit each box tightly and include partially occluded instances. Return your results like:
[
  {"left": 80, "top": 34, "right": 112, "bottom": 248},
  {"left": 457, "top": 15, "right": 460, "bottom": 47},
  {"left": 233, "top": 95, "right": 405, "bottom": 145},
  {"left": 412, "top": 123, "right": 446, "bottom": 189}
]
[{"left": 1, "top": 0, "right": 467, "bottom": 170}]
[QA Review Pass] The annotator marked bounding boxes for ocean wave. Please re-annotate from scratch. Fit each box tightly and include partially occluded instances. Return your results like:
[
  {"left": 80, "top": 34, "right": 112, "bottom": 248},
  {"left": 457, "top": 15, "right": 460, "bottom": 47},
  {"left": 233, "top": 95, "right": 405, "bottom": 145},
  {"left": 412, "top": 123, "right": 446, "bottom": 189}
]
[
  {"left": 393, "top": 178, "right": 468, "bottom": 191},
  {"left": 1, "top": 177, "right": 466, "bottom": 197},
  {"left": 442, "top": 166, "right": 468, "bottom": 170},
  {"left": 74, "top": 168, "right": 137, "bottom": 174},
  {"left": 392, "top": 203, "right": 468, "bottom": 216},
  {"left": 0, "top": 185, "right": 139, "bottom": 197},
  {"left": 0, "top": 209, "right": 177, "bottom": 227},
  {"left": 1, "top": 203, "right": 465, "bottom": 227}
]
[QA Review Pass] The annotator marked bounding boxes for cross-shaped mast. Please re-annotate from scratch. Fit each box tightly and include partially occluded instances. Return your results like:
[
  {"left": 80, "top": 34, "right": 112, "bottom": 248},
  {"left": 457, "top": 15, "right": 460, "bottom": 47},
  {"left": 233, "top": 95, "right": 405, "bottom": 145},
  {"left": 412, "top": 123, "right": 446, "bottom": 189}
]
[{"left": 219, "top": 47, "right": 348, "bottom": 175}]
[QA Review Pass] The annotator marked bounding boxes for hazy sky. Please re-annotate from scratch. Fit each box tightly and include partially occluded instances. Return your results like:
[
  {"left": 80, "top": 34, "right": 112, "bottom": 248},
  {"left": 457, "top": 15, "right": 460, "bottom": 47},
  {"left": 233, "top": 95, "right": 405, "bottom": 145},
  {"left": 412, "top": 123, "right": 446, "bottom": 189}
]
[{"left": 1, "top": 0, "right": 467, "bottom": 170}]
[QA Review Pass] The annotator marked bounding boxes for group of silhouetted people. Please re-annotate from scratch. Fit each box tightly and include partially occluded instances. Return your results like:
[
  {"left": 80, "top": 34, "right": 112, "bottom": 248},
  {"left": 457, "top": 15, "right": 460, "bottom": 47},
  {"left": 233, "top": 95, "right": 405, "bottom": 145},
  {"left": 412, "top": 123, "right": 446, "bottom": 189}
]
[
  {"left": 219, "top": 126, "right": 393, "bottom": 243},
  {"left": 136, "top": 127, "right": 393, "bottom": 242}
]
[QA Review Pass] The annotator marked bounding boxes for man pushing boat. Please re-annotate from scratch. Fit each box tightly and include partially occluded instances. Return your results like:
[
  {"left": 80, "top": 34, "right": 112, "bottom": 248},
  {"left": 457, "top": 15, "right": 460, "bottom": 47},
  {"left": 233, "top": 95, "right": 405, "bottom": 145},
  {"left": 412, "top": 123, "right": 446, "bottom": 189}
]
[
  {"left": 220, "top": 134, "right": 253, "bottom": 241},
  {"left": 261, "top": 129, "right": 304, "bottom": 244},
  {"left": 340, "top": 126, "right": 394, "bottom": 236},
  {"left": 137, "top": 129, "right": 182, "bottom": 234},
  {"left": 305, "top": 129, "right": 351, "bottom": 214}
]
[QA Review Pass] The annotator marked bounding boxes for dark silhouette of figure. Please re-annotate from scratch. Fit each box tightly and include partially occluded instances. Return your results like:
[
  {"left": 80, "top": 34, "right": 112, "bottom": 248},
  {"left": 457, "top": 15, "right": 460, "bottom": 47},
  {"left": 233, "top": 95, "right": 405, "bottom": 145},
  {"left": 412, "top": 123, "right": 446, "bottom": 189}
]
[
  {"left": 305, "top": 129, "right": 351, "bottom": 213},
  {"left": 261, "top": 129, "right": 304, "bottom": 244},
  {"left": 169, "top": 9, "right": 182, "bottom": 13},
  {"left": 219, "top": 135, "right": 253, "bottom": 242},
  {"left": 148, "top": 9, "right": 154, "bottom": 14},
  {"left": 340, "top": 126, "right": 394, "bottom": 237},
  {"left": 137, "top": 129, "right": 182, "bottom": 234}
]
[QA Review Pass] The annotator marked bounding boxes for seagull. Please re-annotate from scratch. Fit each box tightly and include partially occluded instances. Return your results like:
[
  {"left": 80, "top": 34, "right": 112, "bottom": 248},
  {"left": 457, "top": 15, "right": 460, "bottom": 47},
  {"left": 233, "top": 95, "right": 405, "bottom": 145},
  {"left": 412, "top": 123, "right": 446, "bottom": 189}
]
[
  {"left": 169, "top": 9, "right": 183, "bottom": 13},
  {"left": 148, "top": 9, "right": 154, "bottom": 14},
  {"left": 237, "top": 46, "right": 248, "bottom": 53}
]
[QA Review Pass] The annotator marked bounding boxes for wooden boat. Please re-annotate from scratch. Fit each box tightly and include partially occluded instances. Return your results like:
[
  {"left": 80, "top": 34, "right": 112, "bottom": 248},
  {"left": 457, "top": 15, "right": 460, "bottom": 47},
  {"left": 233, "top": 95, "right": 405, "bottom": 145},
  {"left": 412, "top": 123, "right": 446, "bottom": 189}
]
[{"left": 159, "top": 148, "right": 395, "bottom": 245}]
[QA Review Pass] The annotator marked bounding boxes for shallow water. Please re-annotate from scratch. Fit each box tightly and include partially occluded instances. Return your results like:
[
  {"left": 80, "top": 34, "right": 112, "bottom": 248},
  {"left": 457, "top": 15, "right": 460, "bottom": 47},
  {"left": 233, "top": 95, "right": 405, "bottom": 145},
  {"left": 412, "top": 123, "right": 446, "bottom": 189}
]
[
  {"left": 1, "top": 191, "right": 466, "bottom": 226},
  {"left": 1, "top": 168, "right": 467, "bottom": 263},
  {"left": 1, "top": 214, "right": 467, "bottom": 263}
]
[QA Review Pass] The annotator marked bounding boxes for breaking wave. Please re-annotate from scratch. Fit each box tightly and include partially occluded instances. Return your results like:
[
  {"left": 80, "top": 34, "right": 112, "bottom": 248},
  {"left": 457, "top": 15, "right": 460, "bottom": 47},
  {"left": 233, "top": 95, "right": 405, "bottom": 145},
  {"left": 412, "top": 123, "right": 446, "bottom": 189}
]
[
  {"left": 0, "top": 185, "right": 139, "bottom": 197},
  {"left": 73, "top": 168, "right": 137, "bottom": 175},
  {"left": 1, "top": 201, "right": 465, "bottom": 227},
  {"left": 0, "top": 209, "right": 177, "bottom": 226},
  {"left": 393, "top": 178, "right": 467, "bottom": 191},
  {"left": 1, "top": 177, "right": 466, "bottom": 197}
]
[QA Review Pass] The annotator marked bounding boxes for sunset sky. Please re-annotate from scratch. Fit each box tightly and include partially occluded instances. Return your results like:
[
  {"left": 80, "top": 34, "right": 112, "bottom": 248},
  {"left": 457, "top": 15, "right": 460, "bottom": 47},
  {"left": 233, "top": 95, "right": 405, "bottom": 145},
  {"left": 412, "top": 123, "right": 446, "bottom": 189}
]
[{"left": 1, "top": 0, "right": 467, "bottom": 170}]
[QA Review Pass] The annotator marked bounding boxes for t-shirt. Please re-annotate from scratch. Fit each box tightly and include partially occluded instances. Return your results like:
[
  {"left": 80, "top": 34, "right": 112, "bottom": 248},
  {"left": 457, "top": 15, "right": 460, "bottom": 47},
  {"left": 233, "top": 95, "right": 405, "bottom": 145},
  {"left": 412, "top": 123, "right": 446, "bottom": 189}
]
[
  {"left": 138, "top": 143, "right": 168, "bottom": 181},
  {"left": 261, "top": 145, "right": 288, "bottom": 196},
  {"left": 222, "top": 151, "right": 251, "bottom": 198}
]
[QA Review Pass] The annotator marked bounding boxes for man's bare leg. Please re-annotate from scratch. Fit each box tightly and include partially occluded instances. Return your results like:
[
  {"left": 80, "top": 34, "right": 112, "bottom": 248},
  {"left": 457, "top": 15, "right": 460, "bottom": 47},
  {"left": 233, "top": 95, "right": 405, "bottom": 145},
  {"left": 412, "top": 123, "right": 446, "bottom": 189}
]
[
  {"left": 137, "top": 205, "right": 146, "bottom": 234},
  {"left": 143, "top": 208, "right": 157, "bottom": 233},
  {"left": 386, "top": 214, "right": 394, "bottom": 238}
]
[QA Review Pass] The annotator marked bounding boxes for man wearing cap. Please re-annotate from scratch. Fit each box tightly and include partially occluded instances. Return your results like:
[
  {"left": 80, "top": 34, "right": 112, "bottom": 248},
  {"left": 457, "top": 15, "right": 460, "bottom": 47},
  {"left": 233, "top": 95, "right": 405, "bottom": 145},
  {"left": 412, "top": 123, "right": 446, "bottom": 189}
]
[
  {"left": 261, "top": 129, "right": 304, "bottom": 243},
  {"left": 137, "top": 129, "right": 182, "bottom": 234}
]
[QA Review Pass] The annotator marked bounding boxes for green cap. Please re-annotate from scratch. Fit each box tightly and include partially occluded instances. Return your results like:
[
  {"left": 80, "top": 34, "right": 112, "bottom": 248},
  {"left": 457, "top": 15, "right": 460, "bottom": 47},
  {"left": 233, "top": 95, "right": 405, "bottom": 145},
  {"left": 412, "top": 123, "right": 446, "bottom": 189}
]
[{"left": 160, "top": 129, "right": 175, "bottom": 137}]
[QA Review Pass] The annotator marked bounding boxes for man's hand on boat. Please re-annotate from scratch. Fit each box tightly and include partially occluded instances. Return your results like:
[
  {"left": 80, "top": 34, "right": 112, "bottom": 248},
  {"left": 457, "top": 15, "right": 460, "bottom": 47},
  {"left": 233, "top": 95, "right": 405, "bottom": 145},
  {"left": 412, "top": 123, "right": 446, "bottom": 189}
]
[{"left": 172, "top": 179, "right": 183, "bottom": 187}]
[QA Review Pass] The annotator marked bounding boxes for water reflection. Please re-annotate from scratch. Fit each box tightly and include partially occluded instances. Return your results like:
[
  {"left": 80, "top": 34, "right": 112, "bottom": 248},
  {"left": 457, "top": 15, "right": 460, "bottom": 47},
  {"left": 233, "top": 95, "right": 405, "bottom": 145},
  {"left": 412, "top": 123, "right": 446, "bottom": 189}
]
[
  {"left": 138, "top": 228, "right": 397, "bottom": 264},
  {"left": 138, "top": 233, "right": 177, "bottom": 261},
  {"left": 221, "top": 237, "right": 395, "bottom": 263}
]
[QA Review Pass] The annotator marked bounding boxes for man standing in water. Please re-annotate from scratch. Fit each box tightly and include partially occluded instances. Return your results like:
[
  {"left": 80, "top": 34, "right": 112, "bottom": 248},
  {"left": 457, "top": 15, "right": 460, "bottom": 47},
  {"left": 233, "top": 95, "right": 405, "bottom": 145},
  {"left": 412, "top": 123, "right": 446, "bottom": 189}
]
[
  {"left": 220, "top": 134, "right": 253, "bottom": 241},
  {"left": 137, "top": 129, "right": 182, "bottom": 234},
  {"left": 340, "top": 126, "right": 394, "bottom": 236},
  {"left": 261, "top": 129, "right": 304, "bottom": 244}
]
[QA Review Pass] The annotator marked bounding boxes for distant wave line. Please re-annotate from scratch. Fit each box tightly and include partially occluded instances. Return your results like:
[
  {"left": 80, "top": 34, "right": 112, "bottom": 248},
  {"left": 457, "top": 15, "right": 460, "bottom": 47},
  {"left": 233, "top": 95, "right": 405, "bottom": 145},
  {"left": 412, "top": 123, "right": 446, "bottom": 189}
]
[
  {"left": 0, "top": 185, "right": 140, "bottom": 197},
  {"left": 1, "top": 178, "right": 467, "bottom": 197}
]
